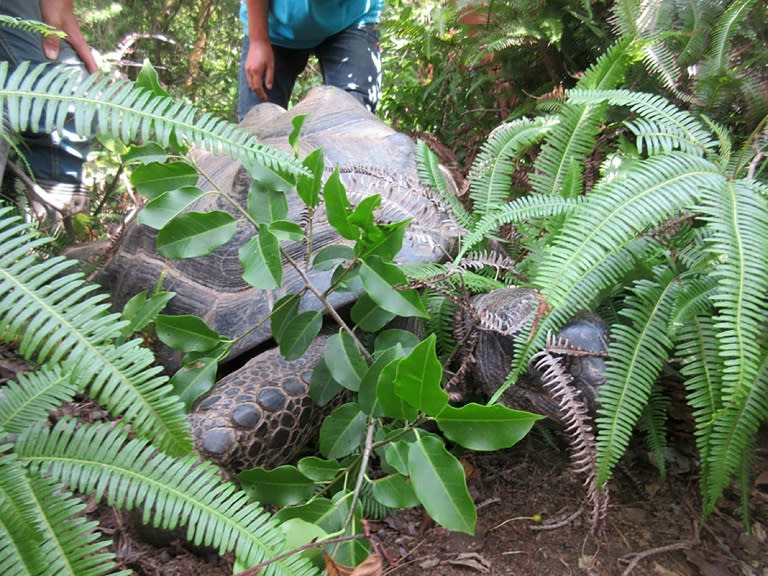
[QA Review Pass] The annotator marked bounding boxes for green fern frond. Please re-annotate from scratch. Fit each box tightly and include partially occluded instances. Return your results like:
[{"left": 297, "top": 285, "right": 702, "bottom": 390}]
[
  {"left": 536, "top": 154, "right": 722, "bottom": 311},
  {"left": 415, "top": 139, "right": 472, "bottom": 229},
  {"left": 0, "top": 208, "right": 192, "bottom": 455},
  {"left": 16, "top": 420, "right": 319, "bottom": 576},
  {"left": 457, "top": 194, "right": 583, "bottom": 259},
  {"left": 576, "top": 36, "right": 638, "bottom": 91},
  {"left": 527, "top": 38, "right": 637, "bottom": 199},
  {"left": 676, "top": 0, "right": 722, "bottom": 67},
  {"left": 0, "top": 454, "right": 44, "bottom": 546},
  {"left": 707, "top": 0, "right": 756, "bottom": 73},
  {"left": 701, "top": 179, "right": 768, "bottom": 406},
  {"left": 637, "top": 382, "right": 670, "bottom": 478},
  {"left": 500, "top": 155, "right": 721, "bottom": 401},
  {"left": 0, "top": 15, "right": 64, "bottom": 38},
  {"left": 595, "top": 269, "right": 679, "bottom": 485},
  {"left": 467, "top": 116, "right": 555, "bottom": 219},
  {"left": 0, "top": 61, "right": 305, "bottom": 181},
  {"left": 568, "top": 89, "right": 717, "bottom": 154},
  {"left": 530, "top": 101, "right": 607, "bottom": 197},
  {"left": 704, "top": 353, "right": 768, "bottom": 514},
  {"left": 30, "top": 475, "right": 125, "bottom": 576},
  {"left": 698, "top": 178, "right": 768, "bottom": 512},
  {"left": 424, "top": 292, "right": 458, "bottom": 359},
  {"left": 0, "top": 366, "right": 78, "bottom": 434}
]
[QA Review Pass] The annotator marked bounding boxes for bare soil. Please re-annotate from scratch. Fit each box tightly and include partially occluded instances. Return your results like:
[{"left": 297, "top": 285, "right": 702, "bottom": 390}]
[{"left": 97, "top": 425, "right": 768, "bottom": 576}]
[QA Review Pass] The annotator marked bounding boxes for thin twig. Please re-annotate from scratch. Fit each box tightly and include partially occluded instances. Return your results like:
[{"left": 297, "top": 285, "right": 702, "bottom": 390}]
[
  {"left": 529, "top": 506, "right": 584, "bottom": 531},
  {"left": 619, "top": 540, "right": 696, "bottom": 575},
  {"left": 233, "top": 533, "right": 366, "bottom": 576}
]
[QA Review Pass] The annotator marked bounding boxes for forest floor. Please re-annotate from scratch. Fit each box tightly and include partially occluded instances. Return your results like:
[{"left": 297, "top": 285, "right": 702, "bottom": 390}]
[{"left": 94, "top": 419, "right": 768, "bottom": 576}]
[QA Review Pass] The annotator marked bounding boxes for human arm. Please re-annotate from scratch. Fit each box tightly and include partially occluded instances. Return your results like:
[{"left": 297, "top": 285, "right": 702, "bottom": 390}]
[
  {"left": 244, "top": 0, "right": 273, "bottom": 100},
  {"left": 39, "top": 0, "right": 98, "bottom": 74}
]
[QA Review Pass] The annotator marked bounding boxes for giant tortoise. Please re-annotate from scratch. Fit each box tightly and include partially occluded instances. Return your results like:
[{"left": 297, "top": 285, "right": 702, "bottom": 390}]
[{"left": 101, "top": 86, "right": 608, "bottom": 472}]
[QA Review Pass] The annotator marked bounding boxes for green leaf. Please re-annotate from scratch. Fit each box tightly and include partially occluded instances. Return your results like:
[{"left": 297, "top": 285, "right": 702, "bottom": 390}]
[
  {"left": 136, "top": 59, "right": 169, "bottom": 96},
  {"left": 278, "top": 518, "right": 327, "bottom": 563},
  {"left": 309, "top": 358, "right": 344, "bottom": 406},
  {"left": 170, "top": 357, "right": 218, "bottom": 411},
  {"left": 247, "top": 184, "right": 288, "bottom": 224},
  {"left": 130, "top": 161, "right": 198, "bottom": 200},
  {"left": 319, "top": 403, "right": 367, "bottom": 459},
  {"left": 270, "top": 294, "right": 301, "bottom": 342},
  {"left": 349, "top": 194, "right": 380, "bottom": 228},
  {"left": 297, "top": 148, "right": 324, "bottom": 208},
  {"left": 156, "top": 211, "right": 237, "bottom": 258},
  {"left": 323, "top": 332, "right": 367, "bottom": 391},
  {"left": 375, "top": 330, "right": 420, "bottom": 355},
  {"left": 408, "top": 434, "right": 476, "bottom": 534},
  {"left": 350, "top": 293, "right": 396, "bottom": 332},
  {"left": 274, "top": 498, "right": 338, "bottom": 529},
  {"left": 313, "top": 244, "right": 355, "bottom": 271},
  {"left": 278, "top": 311, "right": 323, "bottom": 360},
  {"left": 376, "top": 359, "right": 418, "bottom": 421},
  {"left": 359, "top": 346, "right": 402, "bottom": 416},
  {"left": 289, "top": 114, "right": 307, "bottom": 153},
  {"left": 122, "top": 142, "right": 168, "bottom": 165},
  {"left": 297, "top": 457, "right": 341, "bottom": 482},
  {"left": 238, "top": 465, "right": 315, "bottom": 506},
  {"left": 155, "top": 314, "right": 224, "bottom": 353},
  {"left": 120, "top": 290, "right": 175, "bottom": 338},
  {"left": 359, "top": 258, "right": 428, "bottom": 318},
  {"left": 436, "top": 403, "right": 542, "bottom": 450},
  {"left": 371, "top": 474, "right": 419, "bottom": 509},
  {"left": 238, "top": 226, "right": 282, "bottom": 289},
  {"left": 358, "top": 219, "right": 409, "bottom": 262},
  {"left": 324, "top": 170, "right": 358, "bottom": 241},
  {"left": 383, "top": 440, "right": 411, "bottom": 476},
  {"left": 137, "top": 185, "right": 207, "bottom": 229},
  {"left": 269, "top": 220, "right": 304, "bottom": 241},
  {"left": 395, "top": 335, "right": 449, "bottom": 416}
]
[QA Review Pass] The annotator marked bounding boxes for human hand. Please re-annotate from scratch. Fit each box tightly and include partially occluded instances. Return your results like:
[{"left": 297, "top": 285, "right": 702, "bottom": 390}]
[{"left": 245, "top": 38, "right": 274, "bottom": 101}]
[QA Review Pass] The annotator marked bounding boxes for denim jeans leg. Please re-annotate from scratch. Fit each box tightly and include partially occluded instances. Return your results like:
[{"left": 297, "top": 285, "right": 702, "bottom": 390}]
[
  {"left": 316, "top": 24, "right": 381, "bottom": 113},
  {"left": 0, "top": 14, "right": 90, "bottom": 187},
  {"left": 237, "top": 36, "right": 310, "bottom": 120}
]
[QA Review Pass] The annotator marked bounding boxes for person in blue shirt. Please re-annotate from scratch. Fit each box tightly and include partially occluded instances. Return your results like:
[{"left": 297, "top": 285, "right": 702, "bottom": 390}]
[{"left": 238, "top": 0, "right": 384, "bottom": 120}]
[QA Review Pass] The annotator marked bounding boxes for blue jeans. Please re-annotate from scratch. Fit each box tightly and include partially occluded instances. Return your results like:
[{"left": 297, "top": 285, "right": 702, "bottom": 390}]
[
  {"left": 237, "top": 24, "right": 381, "bottom": 121},
  {"left": 0, "top": 0, "right": 90, "bottom": 187}
]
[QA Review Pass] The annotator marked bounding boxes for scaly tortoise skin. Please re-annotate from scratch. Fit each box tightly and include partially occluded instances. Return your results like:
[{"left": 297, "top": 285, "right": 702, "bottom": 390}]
[{"left": 188, "top": 337, "right": 329, "bottom": 470}]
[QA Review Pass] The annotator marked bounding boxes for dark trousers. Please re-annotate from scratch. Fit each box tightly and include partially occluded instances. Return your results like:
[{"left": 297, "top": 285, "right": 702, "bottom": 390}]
[{"left": 237, "top": 23, "right": 381, "bottom": 120}]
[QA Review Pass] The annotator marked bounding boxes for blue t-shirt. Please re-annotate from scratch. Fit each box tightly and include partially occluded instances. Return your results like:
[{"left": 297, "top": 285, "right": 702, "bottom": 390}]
[{"left": 240, "top": 1, "right": 383, "bottom": 49}]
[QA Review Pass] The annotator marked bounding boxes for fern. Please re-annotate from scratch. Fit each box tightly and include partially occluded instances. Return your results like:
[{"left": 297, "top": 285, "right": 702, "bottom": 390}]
[
  {"left": 0, "top": 366, "right": 79, "bottom": 434},
  {"left": 595, "top": 269, "right": 680, "bottom": 485},
  {"left": 457, "top": 194, "right": 583, "bottom": 259},
  {"left": 530, "top": 38, "right": 638, "bottom": 198},
  {"left": 0, "top": 207, "right": 192, "bottom": 455},
  {"left": 569, "top": 89, "right": 718, "bottom": 154},
  {"left": 16, "top": 419, "right": 318, "bottom": 575},
  {"left": 467, "top": 116, "right": 555, "bottom": 217},
  {"left": 706, "top": 0, "right": 756, "bottom": 74},
  {"left": 0, "top": 15, "right": 64, "bottom": 38},
  {"left": 0, "top": 61, "right": 305, "bottom": 182},
  {"left": 697, "top": 178, "right": 768, "bottom": 512},
  {"left": 415, "top": 139, "right": 472, "bottom": 229}
]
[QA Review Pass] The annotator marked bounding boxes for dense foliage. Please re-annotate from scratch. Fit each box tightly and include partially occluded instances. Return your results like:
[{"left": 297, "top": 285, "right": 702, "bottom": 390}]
[{"left": 1, "top": 0, "right": 767, "bottom": 572}]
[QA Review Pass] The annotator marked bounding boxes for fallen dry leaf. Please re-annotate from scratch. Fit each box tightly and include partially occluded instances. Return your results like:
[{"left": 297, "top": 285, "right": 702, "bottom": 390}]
[{"left": 323, "top": 552, "right": 383, "bottom": 576}]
